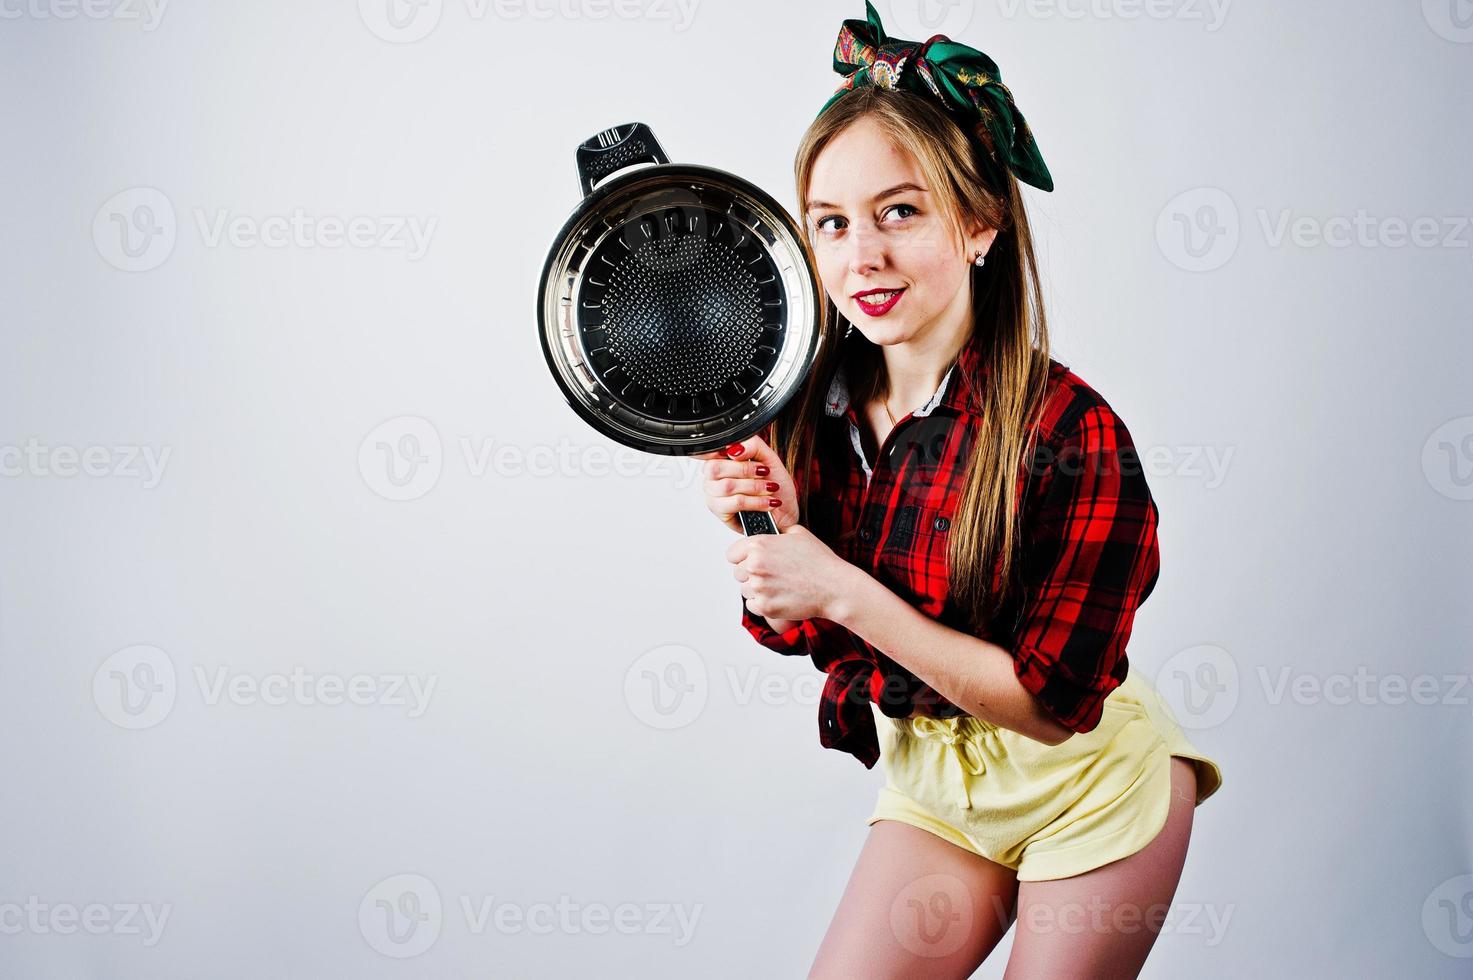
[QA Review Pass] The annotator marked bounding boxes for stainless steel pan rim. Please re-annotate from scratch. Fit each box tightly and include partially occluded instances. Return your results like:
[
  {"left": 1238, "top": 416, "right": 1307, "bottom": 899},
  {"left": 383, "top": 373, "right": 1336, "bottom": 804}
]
[{"left": 538, "top": 131, "right": 822, "bottom": 457}]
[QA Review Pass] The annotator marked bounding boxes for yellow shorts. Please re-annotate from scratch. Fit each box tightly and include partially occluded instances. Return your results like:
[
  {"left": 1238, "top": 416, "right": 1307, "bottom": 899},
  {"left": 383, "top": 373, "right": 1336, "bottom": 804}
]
[{"left": 867, "top": 667, "right": 1224, "bottom": 882}]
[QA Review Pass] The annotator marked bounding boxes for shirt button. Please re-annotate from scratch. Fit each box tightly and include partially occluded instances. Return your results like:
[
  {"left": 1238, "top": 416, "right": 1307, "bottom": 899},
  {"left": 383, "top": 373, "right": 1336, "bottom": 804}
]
[
  {"left": 933, "top": 516, "right": 950, "bottom": 532},
  {"left": 859, "top": 526, "right": 874, "bottom": 542}
]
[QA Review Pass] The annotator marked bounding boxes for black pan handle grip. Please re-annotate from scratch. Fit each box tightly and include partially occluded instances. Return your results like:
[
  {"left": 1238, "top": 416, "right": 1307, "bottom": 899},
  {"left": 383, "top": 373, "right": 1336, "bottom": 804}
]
[
  {"left": 738, "top": 510, "right": 779, "bottom": 536},
  {"left": 575, "top": 122, "right": 670, "bottom": 198}
]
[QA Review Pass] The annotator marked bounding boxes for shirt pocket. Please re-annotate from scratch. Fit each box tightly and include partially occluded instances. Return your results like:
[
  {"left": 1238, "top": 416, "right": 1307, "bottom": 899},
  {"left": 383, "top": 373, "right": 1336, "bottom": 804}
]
[{"left": 878, "top": 503, "right": 953, "bottom": 618}]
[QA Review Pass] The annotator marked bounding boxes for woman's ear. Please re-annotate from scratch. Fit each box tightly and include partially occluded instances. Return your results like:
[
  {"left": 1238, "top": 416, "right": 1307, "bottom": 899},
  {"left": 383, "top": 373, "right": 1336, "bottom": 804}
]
[{"left": 965, "top": 218, "right": 1000, "bottom": 261}]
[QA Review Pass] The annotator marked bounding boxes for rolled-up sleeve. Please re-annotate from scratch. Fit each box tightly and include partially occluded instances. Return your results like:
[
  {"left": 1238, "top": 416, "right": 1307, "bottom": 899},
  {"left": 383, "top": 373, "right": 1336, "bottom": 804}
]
[
  {"left": 740, "top": 595, "right": 814, "bottom": 657},
  {"left": 1011, "top": 403, "right": 1161, "bottom": 734}
]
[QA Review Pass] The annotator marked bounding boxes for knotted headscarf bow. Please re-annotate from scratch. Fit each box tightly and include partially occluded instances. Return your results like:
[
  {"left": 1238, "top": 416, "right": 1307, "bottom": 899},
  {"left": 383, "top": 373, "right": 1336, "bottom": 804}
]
[{"left": 820, "top": 1, "right": 1054, "bottom": 193}]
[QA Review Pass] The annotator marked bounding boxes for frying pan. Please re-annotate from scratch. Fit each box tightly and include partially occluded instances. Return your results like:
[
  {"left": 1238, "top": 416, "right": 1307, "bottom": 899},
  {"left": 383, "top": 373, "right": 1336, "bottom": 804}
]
[{"left": 537, "top": 122, "right": 824, "bottom": 536}]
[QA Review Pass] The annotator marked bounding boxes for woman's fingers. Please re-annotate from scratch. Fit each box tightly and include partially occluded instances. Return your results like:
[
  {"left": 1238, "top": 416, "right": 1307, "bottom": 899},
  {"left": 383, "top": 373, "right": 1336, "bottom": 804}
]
[
  {"left": 696, "top": 435, "right": 798, "bottom": 532},
  {"left": 705, "top": 485, "right": 782, "bottom": 530}
]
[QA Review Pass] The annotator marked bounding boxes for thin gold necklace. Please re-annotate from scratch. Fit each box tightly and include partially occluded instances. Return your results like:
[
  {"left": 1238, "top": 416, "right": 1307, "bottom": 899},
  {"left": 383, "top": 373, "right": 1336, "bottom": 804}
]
[{"left": 881, "top": 397, "right": 898, "bottom": 427}]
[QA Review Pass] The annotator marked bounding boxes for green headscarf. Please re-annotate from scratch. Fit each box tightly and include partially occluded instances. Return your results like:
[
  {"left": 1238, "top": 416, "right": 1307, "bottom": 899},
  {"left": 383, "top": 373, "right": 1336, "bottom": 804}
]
[{"left": 820, "top": 1, "right": 1054, "bottom": 193}]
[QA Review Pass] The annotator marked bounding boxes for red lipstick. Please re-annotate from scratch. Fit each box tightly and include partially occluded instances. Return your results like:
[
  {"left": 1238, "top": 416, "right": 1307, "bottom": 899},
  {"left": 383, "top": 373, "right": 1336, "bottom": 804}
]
[{"left": 853, "top": 287, "right": 906, "bottom": 317}]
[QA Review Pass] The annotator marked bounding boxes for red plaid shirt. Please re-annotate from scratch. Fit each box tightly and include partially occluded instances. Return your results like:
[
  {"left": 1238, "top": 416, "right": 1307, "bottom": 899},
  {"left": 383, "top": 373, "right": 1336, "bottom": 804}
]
[{"left": 740, "top": 331, "right": 1162, "bottom": 768}]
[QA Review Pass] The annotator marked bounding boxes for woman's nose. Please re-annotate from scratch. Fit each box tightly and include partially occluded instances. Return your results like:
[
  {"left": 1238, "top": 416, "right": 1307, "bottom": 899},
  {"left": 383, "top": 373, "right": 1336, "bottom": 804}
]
[{"left": 846, "top": 225, "right": 885, "bottom": 275}]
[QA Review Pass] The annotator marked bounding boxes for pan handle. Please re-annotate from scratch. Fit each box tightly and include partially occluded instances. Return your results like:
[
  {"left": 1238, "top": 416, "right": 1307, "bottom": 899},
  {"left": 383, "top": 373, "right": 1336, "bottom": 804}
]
[
  {"left": 575, "top": 122, "right": 669, "bottom": 198},
  {"left": 737, "top": 511, "right": 779, "bottom": 536}
]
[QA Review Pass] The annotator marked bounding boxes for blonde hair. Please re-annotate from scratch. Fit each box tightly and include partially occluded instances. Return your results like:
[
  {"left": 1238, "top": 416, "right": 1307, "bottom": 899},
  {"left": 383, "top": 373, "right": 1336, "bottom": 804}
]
[{"left": 773, "top": 85, "right": 1055, "bottom": 630}]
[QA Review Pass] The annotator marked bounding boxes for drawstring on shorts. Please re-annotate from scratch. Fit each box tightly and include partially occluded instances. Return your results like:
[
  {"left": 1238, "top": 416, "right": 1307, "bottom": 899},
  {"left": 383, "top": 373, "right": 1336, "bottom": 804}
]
[{"left": 902, "top": 714, "right": 1002, "bottom": 810}]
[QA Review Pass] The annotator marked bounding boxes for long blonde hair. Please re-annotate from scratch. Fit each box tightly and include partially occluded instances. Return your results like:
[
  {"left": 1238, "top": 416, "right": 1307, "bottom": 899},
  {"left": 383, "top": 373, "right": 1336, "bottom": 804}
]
[{"left": 773, "top": 85, "right": 1055, "bottom": 630}]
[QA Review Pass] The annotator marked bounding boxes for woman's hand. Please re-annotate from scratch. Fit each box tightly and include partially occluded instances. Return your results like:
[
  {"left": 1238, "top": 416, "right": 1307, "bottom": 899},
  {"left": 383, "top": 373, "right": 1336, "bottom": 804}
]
[
  {"left": 725, "top": 523, "right": 859, "bottom": 624},
  {"left": 692, "top": 435, "right": 800, "bottom": 534}
]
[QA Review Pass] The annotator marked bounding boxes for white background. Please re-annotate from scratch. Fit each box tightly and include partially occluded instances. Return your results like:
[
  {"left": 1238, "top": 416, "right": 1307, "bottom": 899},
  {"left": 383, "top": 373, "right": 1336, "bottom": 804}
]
[{"left": 2, "top": 0, "right": 1471, "bottom": 976}]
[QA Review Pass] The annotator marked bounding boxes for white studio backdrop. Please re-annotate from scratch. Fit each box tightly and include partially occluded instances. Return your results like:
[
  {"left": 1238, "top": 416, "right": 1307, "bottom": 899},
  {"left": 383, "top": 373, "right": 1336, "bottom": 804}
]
[{"left": 1, "top": 1, "right": 1470, "bottom": 976}]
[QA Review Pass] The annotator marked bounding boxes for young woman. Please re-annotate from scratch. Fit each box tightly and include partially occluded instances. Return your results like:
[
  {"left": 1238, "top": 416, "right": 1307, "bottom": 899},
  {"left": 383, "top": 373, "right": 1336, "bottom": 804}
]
[{"left": 696, "top": 5, "right": 1223, "bottom": 977}]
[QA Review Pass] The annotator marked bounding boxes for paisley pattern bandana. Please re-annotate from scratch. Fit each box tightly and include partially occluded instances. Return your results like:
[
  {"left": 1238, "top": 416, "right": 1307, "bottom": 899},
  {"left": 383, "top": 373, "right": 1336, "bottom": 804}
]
[{"left": 820, "top": 1, "right": 1054, "bottom": 193}]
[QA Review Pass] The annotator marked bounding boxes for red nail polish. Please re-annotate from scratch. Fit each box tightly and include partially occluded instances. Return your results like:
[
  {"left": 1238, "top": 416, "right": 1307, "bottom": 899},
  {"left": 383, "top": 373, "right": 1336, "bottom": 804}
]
[
  {"left": 768, "top": 497, "right": 781, "bottom": 507},
  {"left": 754, "top": 465, "right": 770, "bottom": 477},
  {"left": 725, "top": 442, "right": 744, "bottom": 457},
  {"left": 765, "top": 481, "right": 779, "bottom": 492}
]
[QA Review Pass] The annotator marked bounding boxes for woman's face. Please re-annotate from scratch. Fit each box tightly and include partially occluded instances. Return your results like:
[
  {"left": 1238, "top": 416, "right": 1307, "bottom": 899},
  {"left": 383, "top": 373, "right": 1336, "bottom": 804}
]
[{"left": 804, "top": 116, "right": 994, "bottom": 348}]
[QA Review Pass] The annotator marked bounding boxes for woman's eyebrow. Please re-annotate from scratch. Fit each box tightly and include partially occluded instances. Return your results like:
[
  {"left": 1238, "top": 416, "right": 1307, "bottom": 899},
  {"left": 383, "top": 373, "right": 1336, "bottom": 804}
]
[{"left": 804, "top": 182, "right": 929, "bottom": 212}]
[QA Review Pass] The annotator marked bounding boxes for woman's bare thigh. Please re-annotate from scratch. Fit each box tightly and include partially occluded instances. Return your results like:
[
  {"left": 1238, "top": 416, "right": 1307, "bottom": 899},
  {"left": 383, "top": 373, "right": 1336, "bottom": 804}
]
[
  {"left": 808, "top": 819, "right": 1020, "bottom": 980},
  {"left": 1003, "top": 756, "right": 1198, "bottom": 980}
]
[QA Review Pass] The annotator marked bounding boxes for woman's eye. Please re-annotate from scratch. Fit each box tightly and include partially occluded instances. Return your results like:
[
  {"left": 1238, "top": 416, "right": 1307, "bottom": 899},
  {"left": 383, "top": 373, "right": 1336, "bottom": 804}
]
[
  {"left": 883, "top": 204, "right": 919, "bottom": 222},
  {"left": 815, "top": 215, "right": 846, "bottom": 234}
]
